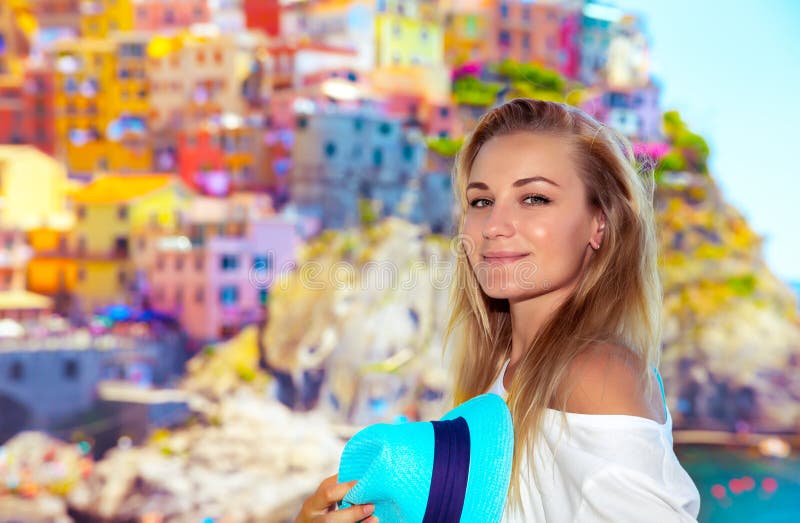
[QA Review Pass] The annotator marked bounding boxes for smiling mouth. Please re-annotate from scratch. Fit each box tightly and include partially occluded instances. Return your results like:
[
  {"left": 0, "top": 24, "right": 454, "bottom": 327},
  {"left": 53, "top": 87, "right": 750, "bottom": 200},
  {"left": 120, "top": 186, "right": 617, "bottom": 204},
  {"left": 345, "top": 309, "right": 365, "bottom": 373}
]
[{"left": 482, "top": 254, "right": 529, "bottom": 265}]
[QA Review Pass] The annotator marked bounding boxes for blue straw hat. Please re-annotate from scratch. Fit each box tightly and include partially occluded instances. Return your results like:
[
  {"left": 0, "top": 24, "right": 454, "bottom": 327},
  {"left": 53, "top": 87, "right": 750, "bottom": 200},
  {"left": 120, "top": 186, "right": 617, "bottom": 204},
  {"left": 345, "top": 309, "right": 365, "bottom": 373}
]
[{"left": 337, "top": 393, "right": 514, "bottom": 523}]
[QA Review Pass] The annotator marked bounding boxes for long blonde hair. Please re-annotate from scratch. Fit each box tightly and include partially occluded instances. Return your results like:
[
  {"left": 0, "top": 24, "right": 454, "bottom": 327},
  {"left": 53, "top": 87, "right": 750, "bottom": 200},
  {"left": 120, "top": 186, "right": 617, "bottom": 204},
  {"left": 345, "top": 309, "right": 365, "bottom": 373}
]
[{"left": 443, "top": 99, "right": 663, "bottom": 513}]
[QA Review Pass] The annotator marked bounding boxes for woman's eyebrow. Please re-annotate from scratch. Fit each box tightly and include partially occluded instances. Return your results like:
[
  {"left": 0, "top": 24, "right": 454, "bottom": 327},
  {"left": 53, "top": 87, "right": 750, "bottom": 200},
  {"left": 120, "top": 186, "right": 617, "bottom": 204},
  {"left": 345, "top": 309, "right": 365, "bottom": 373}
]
[{"left": 466, "top": 176, "right": 560, "bottom": 191}]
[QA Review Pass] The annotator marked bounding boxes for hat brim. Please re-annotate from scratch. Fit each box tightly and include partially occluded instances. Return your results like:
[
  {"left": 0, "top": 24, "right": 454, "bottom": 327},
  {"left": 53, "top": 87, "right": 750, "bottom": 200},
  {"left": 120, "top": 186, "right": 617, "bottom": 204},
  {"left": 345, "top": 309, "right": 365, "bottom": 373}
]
[
  {"left": 339, "top": 393, "right": 513, "bottom": 523},
  {"left": 441, "top": 393, "right": 514, "bottom": 523}
]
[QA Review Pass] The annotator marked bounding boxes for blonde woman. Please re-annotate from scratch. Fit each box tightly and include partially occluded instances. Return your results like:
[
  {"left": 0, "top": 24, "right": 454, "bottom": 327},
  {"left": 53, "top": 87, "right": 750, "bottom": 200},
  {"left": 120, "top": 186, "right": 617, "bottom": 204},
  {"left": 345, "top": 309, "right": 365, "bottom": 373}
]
[{"left": 296, "top": 99, "right": 701, "bottom": 522}]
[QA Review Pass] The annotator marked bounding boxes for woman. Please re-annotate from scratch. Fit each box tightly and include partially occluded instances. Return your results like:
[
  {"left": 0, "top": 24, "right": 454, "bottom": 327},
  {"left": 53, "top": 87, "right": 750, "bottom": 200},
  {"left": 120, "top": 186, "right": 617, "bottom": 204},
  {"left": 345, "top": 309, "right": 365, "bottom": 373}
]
[{"left": 295, "top": 99, "right": 701, "bottom": 522}]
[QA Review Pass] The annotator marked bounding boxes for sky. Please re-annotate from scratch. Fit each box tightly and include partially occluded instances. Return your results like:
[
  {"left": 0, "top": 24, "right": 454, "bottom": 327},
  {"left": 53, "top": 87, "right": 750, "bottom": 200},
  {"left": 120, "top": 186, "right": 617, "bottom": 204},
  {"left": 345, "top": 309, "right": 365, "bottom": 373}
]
[{"left": 610, "top": 0, "right": 800, "bottom": 282}]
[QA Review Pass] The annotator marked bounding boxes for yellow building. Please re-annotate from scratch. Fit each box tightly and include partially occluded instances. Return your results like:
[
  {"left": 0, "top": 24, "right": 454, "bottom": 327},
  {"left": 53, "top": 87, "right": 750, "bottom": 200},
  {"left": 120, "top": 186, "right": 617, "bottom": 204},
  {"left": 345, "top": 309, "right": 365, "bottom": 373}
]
[
  {"left": 0, "top": 146, "right": 74, "bottom": 230},
  {"left": 375, "top": 12, "right": 443, "bottom": 68},
  {"left": 27, "top": 227, "right": 77, "bottom": 296},
  {"left": 0, "top": 147, "right": 76, "bottom": 297},
  {"left": 52, "top": 38, "right": 116, "bottom": 174},
  {"left": 444, "top": 10, "right": 491, "bottom": 65},
  {"left": 53, "top": 35, "right": 154, "bottom": 175},
  {"left": 70, "top": 174, "right": 189, "bottom": 312},
  {"left": 80, "top": 0, "right": 134, "bottom": 38},
  {"left": 107, "top": 32, "right": 152, "bottom": 172}
]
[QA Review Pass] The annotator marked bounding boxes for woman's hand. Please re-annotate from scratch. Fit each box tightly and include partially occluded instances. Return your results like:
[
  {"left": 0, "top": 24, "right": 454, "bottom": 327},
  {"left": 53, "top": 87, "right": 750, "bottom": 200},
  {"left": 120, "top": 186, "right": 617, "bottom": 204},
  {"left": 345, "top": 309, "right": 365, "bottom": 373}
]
[{"left": 294, "top": 473, "right": 378, "bottom": 523}]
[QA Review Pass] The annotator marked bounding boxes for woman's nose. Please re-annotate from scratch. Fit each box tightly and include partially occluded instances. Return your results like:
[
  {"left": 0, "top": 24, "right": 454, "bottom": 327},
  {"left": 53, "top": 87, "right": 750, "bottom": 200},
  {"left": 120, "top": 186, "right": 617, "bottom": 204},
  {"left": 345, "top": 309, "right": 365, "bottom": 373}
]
[{"left": 482, "top": 203, "right": 515, "bottom": 239}]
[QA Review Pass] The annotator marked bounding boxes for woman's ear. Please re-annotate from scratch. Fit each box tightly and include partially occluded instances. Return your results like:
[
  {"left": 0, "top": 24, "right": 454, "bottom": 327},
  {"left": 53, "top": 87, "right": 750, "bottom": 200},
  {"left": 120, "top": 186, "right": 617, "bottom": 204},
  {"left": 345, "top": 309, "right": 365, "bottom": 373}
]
[{"left": 589, "top": 211, "right": 606, "bottom": 250}]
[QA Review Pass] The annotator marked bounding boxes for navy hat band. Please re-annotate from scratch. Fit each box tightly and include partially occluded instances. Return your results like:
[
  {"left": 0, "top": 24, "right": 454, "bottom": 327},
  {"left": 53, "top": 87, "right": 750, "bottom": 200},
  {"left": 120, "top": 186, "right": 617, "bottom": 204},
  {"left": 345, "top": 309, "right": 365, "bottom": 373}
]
[{"left": 422, "top": 416, "right": 471, "bottom": 523}]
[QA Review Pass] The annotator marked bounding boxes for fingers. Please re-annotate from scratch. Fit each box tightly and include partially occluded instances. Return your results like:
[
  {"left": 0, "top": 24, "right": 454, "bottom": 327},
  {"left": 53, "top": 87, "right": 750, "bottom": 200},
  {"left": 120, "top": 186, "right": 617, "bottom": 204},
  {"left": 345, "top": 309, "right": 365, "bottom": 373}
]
[
  {"left": 324, "top": 503, "right": 375, "bottom": 523},
  {"left": 308, "top": 475, "right": 359, "bottom": 512}
]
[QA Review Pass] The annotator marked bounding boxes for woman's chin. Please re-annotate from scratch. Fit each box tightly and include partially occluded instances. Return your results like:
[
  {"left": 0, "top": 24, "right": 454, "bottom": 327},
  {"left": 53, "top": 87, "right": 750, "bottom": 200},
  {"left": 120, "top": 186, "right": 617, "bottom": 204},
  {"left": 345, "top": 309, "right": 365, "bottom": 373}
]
[{"left": 480, "top": 286, "right": 535, "bottom": 301}]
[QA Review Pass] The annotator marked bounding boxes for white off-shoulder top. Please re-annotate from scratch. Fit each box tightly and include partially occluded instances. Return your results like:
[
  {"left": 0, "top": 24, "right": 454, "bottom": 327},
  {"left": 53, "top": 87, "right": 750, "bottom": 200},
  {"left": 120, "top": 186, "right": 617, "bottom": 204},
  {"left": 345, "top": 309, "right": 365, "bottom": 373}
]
[{"left": 488, "top": 359, "right": 701, "bottom": 522}]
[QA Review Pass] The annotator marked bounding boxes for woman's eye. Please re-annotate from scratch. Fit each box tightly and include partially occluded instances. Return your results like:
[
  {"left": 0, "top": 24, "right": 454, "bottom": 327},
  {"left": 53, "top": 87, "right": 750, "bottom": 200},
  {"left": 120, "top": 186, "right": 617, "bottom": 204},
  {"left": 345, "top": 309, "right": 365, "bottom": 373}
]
[
  {"left": 469, "top": 198, "right": 491, "bottom": 208},
  {"left": 523, "top": 194, "right": 551, "bottom": 205}
]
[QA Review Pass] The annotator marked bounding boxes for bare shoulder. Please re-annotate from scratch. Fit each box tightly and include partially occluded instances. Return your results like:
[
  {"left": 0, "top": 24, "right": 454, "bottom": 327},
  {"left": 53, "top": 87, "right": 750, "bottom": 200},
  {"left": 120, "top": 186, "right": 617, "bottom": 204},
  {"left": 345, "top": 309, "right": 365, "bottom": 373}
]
[{"left": 556, "top": 342, "right": 664, "bottom": 423}]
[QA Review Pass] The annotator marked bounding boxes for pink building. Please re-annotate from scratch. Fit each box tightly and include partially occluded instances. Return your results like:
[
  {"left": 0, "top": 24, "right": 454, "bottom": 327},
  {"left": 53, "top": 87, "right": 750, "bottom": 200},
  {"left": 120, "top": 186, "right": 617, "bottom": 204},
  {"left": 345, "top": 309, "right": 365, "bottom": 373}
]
[
  {"left": 134, "top": 0, "right": 210, "bottom": 32},
  {"left": 0, "top": 63, "right": 55, "bottom": 155},
  {"left": 579, "top": 83, "right": 662, "bottom": 142},
  {"left": 422, "top": 101, "right": 459, "bottom": 138},
  {"left": 492, "top": 0, "right": 581, "bottom": 77},
  {"left": 148, "top": 202, "right": 298, "bottom": 341}
]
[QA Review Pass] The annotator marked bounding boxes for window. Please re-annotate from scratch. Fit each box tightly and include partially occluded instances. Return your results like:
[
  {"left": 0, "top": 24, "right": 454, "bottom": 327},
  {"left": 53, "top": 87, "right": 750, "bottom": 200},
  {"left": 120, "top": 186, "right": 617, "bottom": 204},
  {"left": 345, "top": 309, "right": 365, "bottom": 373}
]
[
  {"left": 195, "top": 253, "right": 204, "bottom": 271},
  {"left": 522, "top": 34, "right": 530, "bottom": 49},
  {"left": 9, "top": 361, "right": 24, "bottom": 381},
  {"left": 77, "top": 237, "right": 86, "bottom": 256},
  {"left": 522, "top": 7, "right": 530, "bottom": 21},
  {"left": 175, "top": 286, "right": 184, "bottom": 306},
  {"left": 195, "top": 286, "right": 205, "bottom": 303},
  {"left": 439, "top": 107, "right": 449, "bottom": 118},
  {"left": 76, "top": 205, "right": 86, "bottom": 221},
  {"left": 379, "top": 122, "right": 392, "bottom": 136},
  {"left": 259, "top": 288, "right": 269, "bottom": 306},
  {"left": 220, "top": 254, "right": 239, "bottom": 270},
  {"left": 156, "top": 255, "right": 166, "bottom": 271},
  {"left": 118, "top": 270, "right": 127, "bottom": 285},
  {"left": 402, "top": 144, "right": 415, "bottom": 162},
  {"left": 499, "top": 31, "right": 511, "bottom": 47},
  {"left": 219, "top": 285, "right": 239, "bottom": 305},
  {"left": 64, "top": 359, "right": 79, "bottom": 380},
  {"left": 77, "top": 265, "right": 86, "bottom": 282},
  {"left": 118, "top": 205, "right": 128, "bottom": 220},
  {"left": 500, "top": 3, "right": 509, "bottom": 18},
  {"left": 324, "top": 142, "right": 336, "bottom": 158},
  {"left": 354, "top": 118, "right": 364, "bottom": 132},
  {"left": 373, "top": 148, "right": 383, "bottom": 167},
  {"left": 253, "top": 254, "right": 272, "bottom": 272},
  {"left": 176, "top": 255, "right": 184, "bottom": 271},
  {"left": 114, "top": 237, "right": 129, "bottom": 257}
]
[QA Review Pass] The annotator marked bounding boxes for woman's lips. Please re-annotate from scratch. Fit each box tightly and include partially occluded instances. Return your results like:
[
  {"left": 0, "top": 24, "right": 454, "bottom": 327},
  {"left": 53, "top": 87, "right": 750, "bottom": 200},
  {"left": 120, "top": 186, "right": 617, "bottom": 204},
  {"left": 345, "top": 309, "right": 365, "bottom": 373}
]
[{"left": 482, "top": 253, "right": 530, "bottom": 265}]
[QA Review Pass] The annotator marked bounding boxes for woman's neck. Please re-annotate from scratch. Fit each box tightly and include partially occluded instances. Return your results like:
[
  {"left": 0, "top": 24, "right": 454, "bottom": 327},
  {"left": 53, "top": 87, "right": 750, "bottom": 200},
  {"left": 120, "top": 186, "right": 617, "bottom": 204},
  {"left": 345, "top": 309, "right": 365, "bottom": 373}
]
[{"left": 508, "top": 283, "right": 575, "bottom": 367}]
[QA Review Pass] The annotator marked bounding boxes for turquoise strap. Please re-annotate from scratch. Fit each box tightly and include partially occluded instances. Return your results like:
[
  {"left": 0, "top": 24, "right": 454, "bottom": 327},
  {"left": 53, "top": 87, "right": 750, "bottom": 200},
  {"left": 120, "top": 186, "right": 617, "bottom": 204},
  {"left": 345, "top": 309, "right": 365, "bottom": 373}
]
[{"left": 652, "top": 366, "right": 667, "bottom": 419}]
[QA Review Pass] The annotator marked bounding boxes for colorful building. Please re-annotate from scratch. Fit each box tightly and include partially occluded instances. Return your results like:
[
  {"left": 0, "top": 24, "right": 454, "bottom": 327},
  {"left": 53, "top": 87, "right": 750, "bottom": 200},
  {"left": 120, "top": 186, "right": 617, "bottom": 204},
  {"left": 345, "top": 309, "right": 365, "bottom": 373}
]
[
  {"left": 133, "top": 0, "right": 210, "bottom": 32},
  {"left": 26, "top": 226, "right": 77, "bottom": 297},
  {"left": 31, "top": 0, "right": 81, "bottom": 33},
  {"left": 243, "top": 0, "right": 281, "bottom": 37},
  {"left": 0, "top": 146, "right": 76, "bottom": 298},
  {"left": 579, "top": 0, "right": 624, "bottom": 86},
  {"left": 0, "top": 227, "right": 33, "bottom": 292},
  {"left": 107, "top": 32, "right": 152, "bottom": 172},
  {"left": 491, "top": 0, "right": 582, "bottom": 76},
  {"left": 80, "top": 0, "right": 135, "bottom": 38},
  {"left": 146, "top": 31, "right": 242, "bottom": 134},
  {"left": 70, "top": 174, "right": 189, "bottom": 313},
  {"left": 0, "top": 60, "right": 56, "bottom": 155},
  {"left": 605, "top": 14, "right": 650, "bottom": 90},
  {"left": 178, "top": 115, "right": 268, "bottom": 196},
  {"left": 51, "top": 37, "right": 116, "bottom": 174},
  {"left": 442, "top": 2, "right": 492, "bottom": 66},
  {"left": 375, "top": 11, "right": 444, "bottom": 68},
  {"left": 148, "top": 196, "right": 298, "bottom": 341},
  {"left": 0, "top": 145, "right": 73, "bottom": 230},
  {"left": 580, "top": 83, "right": 662, "bottom": 141},
  {"left": 292, "top": 107, "right": 426, "bottom": 228}
]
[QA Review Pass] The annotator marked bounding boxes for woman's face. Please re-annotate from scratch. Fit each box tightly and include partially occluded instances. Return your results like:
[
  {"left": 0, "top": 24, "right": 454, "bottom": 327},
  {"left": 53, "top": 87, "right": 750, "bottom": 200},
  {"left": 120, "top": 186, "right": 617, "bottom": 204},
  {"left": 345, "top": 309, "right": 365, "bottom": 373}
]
[{"left": 462, "top": 132, "right": 605, "bottom": 302}]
